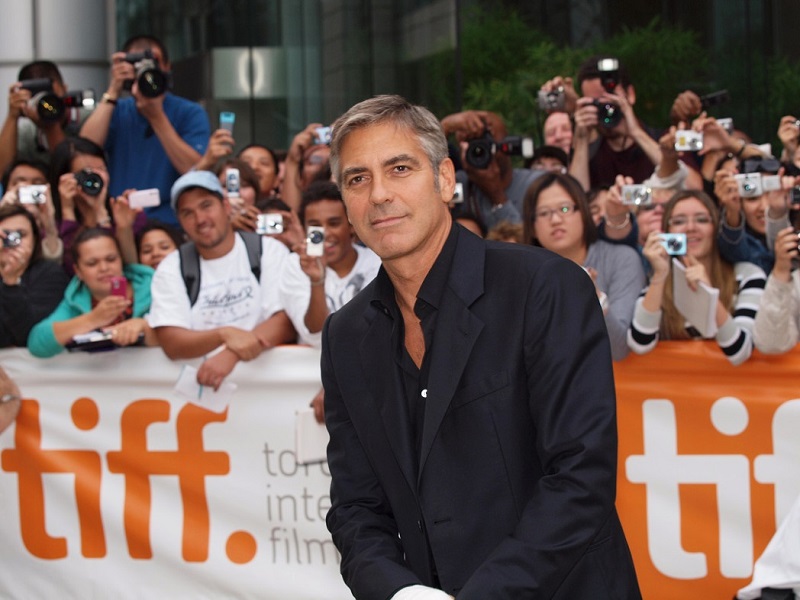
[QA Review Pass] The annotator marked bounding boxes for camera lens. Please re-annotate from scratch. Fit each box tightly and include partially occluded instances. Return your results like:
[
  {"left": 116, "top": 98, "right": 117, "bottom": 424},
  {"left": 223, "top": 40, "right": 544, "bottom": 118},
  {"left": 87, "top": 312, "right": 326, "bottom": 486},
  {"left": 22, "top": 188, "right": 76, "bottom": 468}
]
[
  {"left": 138, "top": 67, "right": 168, "bottom": 98},
  {"left": 74, "top": 169, "right": 104, "bottom": 197},
  {"left": 592, "top": 101, "right": 622, "bottom": 128},
  {"left": 308, "top": 230, "right": 324, "bottom": 244},
  {"left": 3, "top": 230, "right": 22, "bottom": 248},
  {"left": 32, "top": 92, "right": 65, "bottom": 123},
  {"left": 465, "top": 138, "right": 495, "bottom": 170}
]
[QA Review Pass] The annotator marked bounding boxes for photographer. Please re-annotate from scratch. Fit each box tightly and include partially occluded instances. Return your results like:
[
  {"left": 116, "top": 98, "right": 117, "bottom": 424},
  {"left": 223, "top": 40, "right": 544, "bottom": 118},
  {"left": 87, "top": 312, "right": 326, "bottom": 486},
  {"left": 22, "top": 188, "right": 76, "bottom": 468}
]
[
  {"left": 80, "top": 34, "right": 210, "bottom": 227},
  {"left": 0, "top": 61, "right": 87, "bottom": 175},
  {"left": 281, "top": 122, "right": 331, "bottom": 213},
  {"left": 569, "top": 56, "right": 662, "bottom": 191},
  {"left": 440, "top": 109, "right": 541, "bottom": 229},
  {"left": 1, "top": 159, "right": 63, "bottom": 261},
  {"left": 627, "top": 190, "right": 765, "bottom": 365},
  {"left": 278, "top": 181, "right": 380, "bottom": 423}
]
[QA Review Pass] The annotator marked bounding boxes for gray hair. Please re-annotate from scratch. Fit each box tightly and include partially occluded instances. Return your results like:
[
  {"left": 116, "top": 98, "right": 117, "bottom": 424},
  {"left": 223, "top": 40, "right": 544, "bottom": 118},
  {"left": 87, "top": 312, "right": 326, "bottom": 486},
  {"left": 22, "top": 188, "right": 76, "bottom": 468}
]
[{"left": 329, "top": 95, "right": 449, "bottom": 190}]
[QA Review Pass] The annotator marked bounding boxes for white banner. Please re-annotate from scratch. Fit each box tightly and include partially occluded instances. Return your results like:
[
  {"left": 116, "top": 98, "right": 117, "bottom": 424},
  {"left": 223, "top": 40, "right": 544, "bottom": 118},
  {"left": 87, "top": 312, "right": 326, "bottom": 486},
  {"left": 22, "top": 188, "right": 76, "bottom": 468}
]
[{"left": 0, "top": 346, "right": 351, "bottom": 600}]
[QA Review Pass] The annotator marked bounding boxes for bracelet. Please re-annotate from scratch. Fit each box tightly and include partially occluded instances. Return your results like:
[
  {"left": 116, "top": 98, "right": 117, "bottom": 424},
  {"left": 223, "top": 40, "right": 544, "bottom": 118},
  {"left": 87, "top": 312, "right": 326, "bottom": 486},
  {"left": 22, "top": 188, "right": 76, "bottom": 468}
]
[
  {"left": 101, "top": 93, "right": 118, "bottom": 105},
  {"left": 735, "top": 138, "right": 746, "bottom": 157},
  {"left": 310, "top": 276, "right": 326, "bottom": 287},
  {"left": 605, "top": 212, "right": 631, "bottom": 230}
]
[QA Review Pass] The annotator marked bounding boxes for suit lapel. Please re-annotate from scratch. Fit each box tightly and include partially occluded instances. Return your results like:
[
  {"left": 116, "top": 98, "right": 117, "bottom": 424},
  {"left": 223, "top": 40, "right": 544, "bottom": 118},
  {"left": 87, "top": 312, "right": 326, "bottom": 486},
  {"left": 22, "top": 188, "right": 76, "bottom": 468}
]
[
  {"left": 417, "top": 229, "right": 486, "bottom": 480},
  {"left": 359, "top": 306, "right": 417, "bottom": 492}
]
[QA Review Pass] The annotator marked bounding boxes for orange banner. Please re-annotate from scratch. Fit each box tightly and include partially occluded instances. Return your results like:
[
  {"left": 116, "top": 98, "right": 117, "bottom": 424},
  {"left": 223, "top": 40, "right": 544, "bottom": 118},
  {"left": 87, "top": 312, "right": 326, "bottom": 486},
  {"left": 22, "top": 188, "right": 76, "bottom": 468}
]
[{"left": 615, "top": 341, "right": 800, "bottom": 600}]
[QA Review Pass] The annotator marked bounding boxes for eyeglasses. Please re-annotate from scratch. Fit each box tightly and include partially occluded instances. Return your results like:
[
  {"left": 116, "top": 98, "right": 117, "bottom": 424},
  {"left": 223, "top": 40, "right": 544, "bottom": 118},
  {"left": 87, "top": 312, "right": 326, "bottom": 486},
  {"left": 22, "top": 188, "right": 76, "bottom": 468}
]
[
  {"left": 534, "top": 203, "right": 578, "bottom": 221},
  {"left": 667, "top": 214, "right": 713, "bottom": 228},
  {"left": 638, "top": 202, "right": 669, "bottom": 213}
]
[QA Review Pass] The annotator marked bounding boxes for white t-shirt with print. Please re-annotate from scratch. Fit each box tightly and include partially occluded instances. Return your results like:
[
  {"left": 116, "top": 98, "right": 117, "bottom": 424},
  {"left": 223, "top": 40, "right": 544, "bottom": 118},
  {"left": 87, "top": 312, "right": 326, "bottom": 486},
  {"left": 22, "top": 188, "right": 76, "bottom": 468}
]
[
  {"left": 147, "top": 234, "right": 289, "bottom": 331},
  {"left": 279, "top": 244, "right": 381, "bottom": 346}
]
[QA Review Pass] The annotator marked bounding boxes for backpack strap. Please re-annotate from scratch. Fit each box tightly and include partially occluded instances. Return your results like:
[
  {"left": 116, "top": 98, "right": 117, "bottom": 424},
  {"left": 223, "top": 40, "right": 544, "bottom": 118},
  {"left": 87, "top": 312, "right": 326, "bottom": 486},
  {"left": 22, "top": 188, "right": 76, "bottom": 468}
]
[
  {"left": 178, "top": 241, "right": 201, "bottom": 307},
  {"left": 238, "top": 230, "right": 262, "bottom": 283},
  {"left": 179, "top": 232, "right": 263, "bottom": 307}
]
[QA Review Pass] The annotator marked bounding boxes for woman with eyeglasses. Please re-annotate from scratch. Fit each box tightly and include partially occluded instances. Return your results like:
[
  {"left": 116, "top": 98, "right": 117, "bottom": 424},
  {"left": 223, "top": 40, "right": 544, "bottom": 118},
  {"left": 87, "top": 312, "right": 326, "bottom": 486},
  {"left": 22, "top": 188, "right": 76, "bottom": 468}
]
[
  {"left": 0, "top": 204, "right": 70, "bottom": 347},
  {"left": 523, "top": 172, "right": 646, "bottom": 361},
  {"left": 627, "top": 190, "right": 766, "bottom": 365}
]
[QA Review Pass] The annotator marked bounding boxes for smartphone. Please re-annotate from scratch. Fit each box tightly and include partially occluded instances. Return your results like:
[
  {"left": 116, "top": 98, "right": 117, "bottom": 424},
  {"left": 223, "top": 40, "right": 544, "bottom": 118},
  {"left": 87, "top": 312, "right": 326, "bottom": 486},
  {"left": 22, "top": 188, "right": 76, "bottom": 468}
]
[
  {"left": 110, "top": 276, "right": 127, "bottom": 298},
  {"left": 219, "top": 111, "right": 235, "bottom": 133},
  {"left": 128, "top": 188, "right": 161, "bottom": 209}
]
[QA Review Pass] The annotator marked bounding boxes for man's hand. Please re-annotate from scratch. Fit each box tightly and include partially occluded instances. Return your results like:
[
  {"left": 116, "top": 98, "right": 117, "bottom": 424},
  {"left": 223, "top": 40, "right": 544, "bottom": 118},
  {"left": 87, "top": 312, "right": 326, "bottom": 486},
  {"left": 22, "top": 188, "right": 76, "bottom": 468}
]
[
  {"left": 231, "top": 204, "right": 259, "bottom": 233},
  {"left": 220, "top": 327, "right": 264, "bottom": 361},
  {"left": 287, "top": 123, "right": 323, "bottom": 165},
  {"left": 539, "top": 76, "right": 578, "bottom": 114},
  {"left": 7, "top": 83, "right": 31, "bottom": 120},
  {"left": 440, "top": 110, "right": 490, "bottom": 142},
  {"left": 670, "top": 90, "right": 702, "bottom": 125},
  {"left": 195, "top": 128, "right": 235, "bottom": 171},
  {"left": 197, "top": 349, "right": 239, "bottom": 391},
  {"left": 133, "top": 84, "right": 166, "bottom": 122},
  {"left": 310, "top": 388, "right": 325, "bottom": 424},
  {"left": 573, "top": 97, "right": 599, "bottom": 140},
  {"left": 108, "top": 52, "right": 135, "bottom": 97}
]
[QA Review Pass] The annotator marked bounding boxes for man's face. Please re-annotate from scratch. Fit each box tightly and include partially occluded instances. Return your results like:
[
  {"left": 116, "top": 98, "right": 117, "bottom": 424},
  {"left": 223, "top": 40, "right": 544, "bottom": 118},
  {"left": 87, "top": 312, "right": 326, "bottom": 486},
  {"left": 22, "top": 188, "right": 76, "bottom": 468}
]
[
  {"left": 338, "top": 122, "right": 455, "bottom": 264},
  {"left": 303, "top": 199, "right": 355, "bottom": 270},
  {"left": 543, "top": 112, "right": 573, "bottom": 156},
  {"left": 8, "top": 165, "right": 47, "bottom": 189},
  {"left": 176, "top": 189, "right": 232, "bottom": 253}
]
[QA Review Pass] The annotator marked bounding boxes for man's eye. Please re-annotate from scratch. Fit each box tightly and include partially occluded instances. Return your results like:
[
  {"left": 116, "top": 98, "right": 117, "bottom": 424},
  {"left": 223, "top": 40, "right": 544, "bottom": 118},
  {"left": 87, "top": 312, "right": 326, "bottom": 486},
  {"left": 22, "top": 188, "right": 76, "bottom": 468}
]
[{"left": 348, "top": 176, "right": 364, "bottom": 186}]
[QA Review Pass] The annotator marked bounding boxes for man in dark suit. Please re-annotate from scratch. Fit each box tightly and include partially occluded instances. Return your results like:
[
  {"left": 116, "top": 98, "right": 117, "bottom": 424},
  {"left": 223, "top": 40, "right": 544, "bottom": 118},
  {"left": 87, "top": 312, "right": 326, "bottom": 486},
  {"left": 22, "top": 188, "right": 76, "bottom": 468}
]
[{"left": 322, "top": 94, "right": 641, "bottom": 600}]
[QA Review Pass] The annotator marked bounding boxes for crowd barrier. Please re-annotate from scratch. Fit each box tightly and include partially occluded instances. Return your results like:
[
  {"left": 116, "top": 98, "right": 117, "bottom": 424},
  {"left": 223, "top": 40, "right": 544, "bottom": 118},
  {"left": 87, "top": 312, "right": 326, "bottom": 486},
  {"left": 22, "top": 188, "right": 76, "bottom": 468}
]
[{"left": 0, "top": 341, "right": 796, "bottom": 599}]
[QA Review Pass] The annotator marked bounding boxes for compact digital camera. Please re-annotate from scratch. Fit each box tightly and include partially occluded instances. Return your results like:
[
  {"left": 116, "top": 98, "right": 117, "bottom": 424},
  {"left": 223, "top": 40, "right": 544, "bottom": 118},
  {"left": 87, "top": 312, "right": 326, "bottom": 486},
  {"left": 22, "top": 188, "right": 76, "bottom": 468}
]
[
  {"left": 661, "top": 233, "right": 687, "bottom": 256},
  {"left": 735, "top": 173, "right": 763, "bottom": 198},
  {"left": 225, "top": 168, "right": 241, "bottom": 198},
  {"left": 674, "top": 130, "right": 704, "bottom": 152},
  {"left": 537, "top": 88, "right": 565, "bottom": 111},
  {"left": 621, "top": 184, "right": 652, "bottom": 206},
  {"left": 306, "top": 226, "right": 325, "bottom": 257},
  {"left": 2, "top": 230, "right": 22, "bottom": 248},
  {"left": 18, "top": 184, "right": 47, "bottom": 205},
  {"left": 256, "top": 213, "right": 284, "bottom": 235},
  {"left": 314, "top": 126, "right": 332, "bottom": 145}
]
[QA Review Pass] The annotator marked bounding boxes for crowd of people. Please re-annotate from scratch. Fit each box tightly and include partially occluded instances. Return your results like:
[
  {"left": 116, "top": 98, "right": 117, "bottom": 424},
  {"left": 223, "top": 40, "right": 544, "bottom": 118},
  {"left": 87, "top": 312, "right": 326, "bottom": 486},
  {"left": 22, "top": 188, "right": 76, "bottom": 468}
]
[{"left": 2, "top": 40, "right": 800, "bottom": 426}]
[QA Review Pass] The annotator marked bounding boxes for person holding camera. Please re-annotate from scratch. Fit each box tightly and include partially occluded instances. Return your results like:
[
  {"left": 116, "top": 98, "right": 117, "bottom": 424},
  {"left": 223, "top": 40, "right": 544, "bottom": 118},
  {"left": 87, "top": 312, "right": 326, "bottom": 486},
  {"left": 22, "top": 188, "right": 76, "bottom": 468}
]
[
  {"left": 522, "top": 172, "right": 645, "bottom": 361},
  {"left": 280, "top": 122, "right": 332, "bottom": 213},
  {"left": 1, "top": 159, "right": 63, "bottom": 261},
  {"left": 80, "top": 34, "right": 210, "bottom": 227},
  {"left": 441, "top": 109, "right": 542, "bottom": 230},
  {"left": 27, "top": 227, "right": 157, "bottom": 358},
  {"left": 627, "top": 190, "right": 766, "bottom": 365},
  {"left": 146, "top": 170, "right": 295, "bottom": 391},
  {"left": 0, "top": 204, "right": 69, "bottom": 348},
  {"left": 569, "top": 56, "right": 663, "bottom": 192},
  {"left": 0, "top": 61, "right": 89, "bottom": 176},
  {"left": 278, "top": 181, "right": 380, "bottom": 423},
  {"left": 49, "top": 137, "right": 145, "bottom": 275}
]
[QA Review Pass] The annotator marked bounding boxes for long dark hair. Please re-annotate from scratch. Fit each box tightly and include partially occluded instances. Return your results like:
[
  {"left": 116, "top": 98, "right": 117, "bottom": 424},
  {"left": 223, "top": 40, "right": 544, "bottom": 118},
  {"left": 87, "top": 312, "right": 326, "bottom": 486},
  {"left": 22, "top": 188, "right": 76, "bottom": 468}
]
[
  {"left": 50, "top": 137, "right": 109, "bottom": 224},
  {"left": 522, "top": 172, "right": 598, "bottom": 248}
]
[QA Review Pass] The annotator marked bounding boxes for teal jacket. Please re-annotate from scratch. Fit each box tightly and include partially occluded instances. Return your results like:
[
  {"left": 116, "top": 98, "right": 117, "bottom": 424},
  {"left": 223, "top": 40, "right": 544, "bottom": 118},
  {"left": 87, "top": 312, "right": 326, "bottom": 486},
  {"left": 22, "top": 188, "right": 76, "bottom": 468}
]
[{"left": 28, "top": 264, "right": 154, "bottom": 358}]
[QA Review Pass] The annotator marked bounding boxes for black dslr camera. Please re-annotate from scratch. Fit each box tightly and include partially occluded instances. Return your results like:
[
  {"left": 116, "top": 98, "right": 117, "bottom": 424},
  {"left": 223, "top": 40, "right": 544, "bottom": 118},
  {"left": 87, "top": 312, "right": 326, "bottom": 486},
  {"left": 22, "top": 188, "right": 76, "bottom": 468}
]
[
  {"left": 74, "top": 169, "right": 104, "bottom": 197},
  {"left": 465, "top": 130, "right": 534, "bottom": 169},
  {"left": 123, "top": 49, "right": 168, "bottom": 98},
  {"left": 19, "top": 79, "right": 94, "bottom": 123}
]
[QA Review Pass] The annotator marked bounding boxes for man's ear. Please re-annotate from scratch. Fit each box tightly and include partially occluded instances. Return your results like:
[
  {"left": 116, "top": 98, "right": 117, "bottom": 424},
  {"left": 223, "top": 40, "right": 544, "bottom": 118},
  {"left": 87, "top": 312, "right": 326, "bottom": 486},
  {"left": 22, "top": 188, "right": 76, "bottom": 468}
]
[{"left": 438, "top": 157, "right": 456, "bottom": 204}]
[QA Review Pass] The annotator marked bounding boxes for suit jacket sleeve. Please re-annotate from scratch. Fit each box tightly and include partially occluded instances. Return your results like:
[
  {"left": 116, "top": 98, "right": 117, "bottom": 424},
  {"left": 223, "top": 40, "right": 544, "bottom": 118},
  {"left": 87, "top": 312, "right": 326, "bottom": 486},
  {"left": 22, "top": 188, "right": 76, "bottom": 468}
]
[
  {"left": 457, "top": 257, "right": 621, "bottom": 598},
  {"left": 322, "top": 315, "right": 423, "bottom": 600}
]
